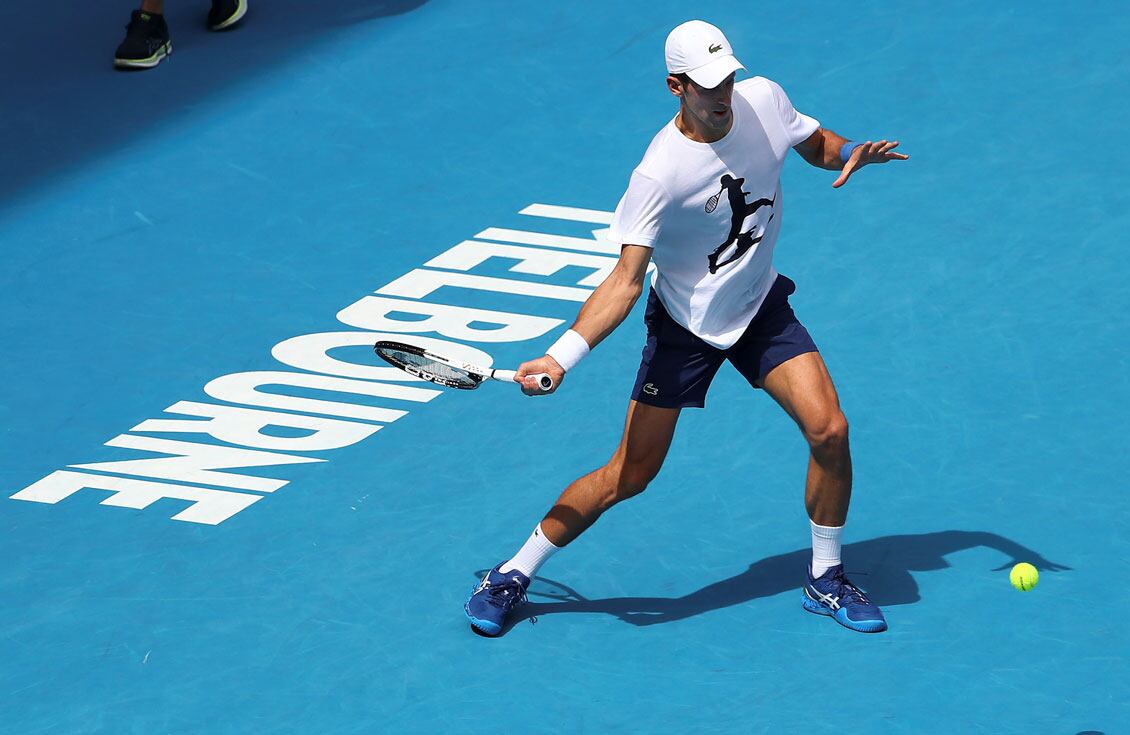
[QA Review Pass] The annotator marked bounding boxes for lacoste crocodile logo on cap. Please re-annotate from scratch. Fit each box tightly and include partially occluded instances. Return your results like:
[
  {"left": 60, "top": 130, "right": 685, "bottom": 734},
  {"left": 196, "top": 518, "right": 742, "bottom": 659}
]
[{"left": 708, "top": 43, "right": 723, "bottom": 53}]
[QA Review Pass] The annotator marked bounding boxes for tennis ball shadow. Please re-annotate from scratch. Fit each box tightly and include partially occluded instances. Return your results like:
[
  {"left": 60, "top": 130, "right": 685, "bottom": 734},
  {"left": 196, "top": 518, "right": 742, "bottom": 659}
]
[{"left": 472, "top": 530, "right": 1069, "bottom": 633}]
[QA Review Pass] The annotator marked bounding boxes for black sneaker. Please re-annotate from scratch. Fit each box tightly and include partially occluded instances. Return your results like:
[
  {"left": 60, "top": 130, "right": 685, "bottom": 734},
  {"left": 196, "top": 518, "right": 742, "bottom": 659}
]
[
  {"left": 114, "top": 10, "right": 172, "bottom": 69},
  {"left": 208, "top": 0, "right": 247, "bottom": 31}
]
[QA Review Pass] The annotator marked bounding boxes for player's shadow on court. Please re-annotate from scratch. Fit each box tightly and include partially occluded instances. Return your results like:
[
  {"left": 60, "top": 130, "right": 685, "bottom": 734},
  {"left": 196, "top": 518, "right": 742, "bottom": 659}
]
[{"left": 481, "top": 530, "right": 1069, "bottom": 633}]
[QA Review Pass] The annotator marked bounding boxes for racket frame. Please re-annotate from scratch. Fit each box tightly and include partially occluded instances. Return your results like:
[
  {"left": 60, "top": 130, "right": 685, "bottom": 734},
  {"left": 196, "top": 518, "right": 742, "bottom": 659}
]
[{"left": 373, "top": 340, "right": 553, "bottom": 392}]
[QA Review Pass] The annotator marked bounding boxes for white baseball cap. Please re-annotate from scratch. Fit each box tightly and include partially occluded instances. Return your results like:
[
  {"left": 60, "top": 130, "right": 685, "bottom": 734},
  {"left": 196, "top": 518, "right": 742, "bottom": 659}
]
[{"left": 665, "top": 20, "right": 745, "bottom": 89}]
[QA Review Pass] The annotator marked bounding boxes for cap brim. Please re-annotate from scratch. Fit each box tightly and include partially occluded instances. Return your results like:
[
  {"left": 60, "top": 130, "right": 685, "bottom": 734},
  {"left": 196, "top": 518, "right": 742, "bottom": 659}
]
[{"left": 686, "top": 55, "right": 744, "bottom": 89}]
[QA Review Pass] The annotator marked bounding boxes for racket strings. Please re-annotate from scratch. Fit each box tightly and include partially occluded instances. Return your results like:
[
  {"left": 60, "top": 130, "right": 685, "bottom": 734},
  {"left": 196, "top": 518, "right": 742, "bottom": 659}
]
[
  {"left": 379, "top": 348, "right": 480, "bottom": 389},
  {"left": 705, "top": 185, "right": 723, "bottom": 213}
]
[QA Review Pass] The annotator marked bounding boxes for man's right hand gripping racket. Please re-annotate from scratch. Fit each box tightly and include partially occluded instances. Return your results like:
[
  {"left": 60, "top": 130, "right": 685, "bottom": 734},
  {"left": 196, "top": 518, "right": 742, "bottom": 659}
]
[{"left": 373, "top": 340, "right": 554, "bottom": 392}]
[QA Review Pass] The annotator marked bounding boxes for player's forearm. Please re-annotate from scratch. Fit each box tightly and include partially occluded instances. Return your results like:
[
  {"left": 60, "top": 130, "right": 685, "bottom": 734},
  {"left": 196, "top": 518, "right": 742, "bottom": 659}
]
[
  {"left": 809, "top": 127, "right": 852, "bottom": 170},
  {"left": 570, "top": 268, "right": 645, "bottom": 349}
]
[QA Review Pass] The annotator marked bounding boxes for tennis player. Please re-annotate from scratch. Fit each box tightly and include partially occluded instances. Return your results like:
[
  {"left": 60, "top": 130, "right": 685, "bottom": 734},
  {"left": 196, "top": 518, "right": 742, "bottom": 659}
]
[{"left": 466, "top": 20, "right": 908, "bottom": 636}]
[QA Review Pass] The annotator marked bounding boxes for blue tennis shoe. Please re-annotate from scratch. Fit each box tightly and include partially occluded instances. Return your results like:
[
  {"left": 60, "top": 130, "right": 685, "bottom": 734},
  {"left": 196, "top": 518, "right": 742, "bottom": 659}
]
[
  {"left": 465, "top": 563, "right": 530, "bottom": 636},
  {"left": 802, "top": 564, "right": 888, "bottom": 633}
]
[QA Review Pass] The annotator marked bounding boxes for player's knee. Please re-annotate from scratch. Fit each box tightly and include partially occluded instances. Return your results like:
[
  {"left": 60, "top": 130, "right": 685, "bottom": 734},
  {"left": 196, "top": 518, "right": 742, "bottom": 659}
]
[
  {"left": 619, "top": 461, "right": 659, "bottom": 498},
  {"left": 600, "top": 456, "right": 661, "bottom": 508},
  {"left": 803, "top": 411, "right": 849, "bottom": 453}
]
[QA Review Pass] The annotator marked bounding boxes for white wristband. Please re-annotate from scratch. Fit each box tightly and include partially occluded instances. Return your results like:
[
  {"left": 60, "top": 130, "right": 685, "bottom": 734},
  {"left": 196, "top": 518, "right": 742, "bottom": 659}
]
[{"left": 546, "top": 329, "right": 590, "bottom": 373}]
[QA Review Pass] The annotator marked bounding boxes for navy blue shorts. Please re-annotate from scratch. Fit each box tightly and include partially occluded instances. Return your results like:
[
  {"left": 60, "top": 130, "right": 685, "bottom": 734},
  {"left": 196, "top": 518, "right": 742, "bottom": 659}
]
[{"left": 630, "top": 275, "right": 818, "bottom": 409}]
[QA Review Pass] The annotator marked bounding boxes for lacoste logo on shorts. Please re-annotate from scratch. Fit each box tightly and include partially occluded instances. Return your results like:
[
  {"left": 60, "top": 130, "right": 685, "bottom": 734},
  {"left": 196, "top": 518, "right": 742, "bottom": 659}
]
[
  {"left": 708, "top": 43, "right": 723, "bottom": 53},
  {"left": 643, "top": 383, "right": 659, "bottom": 396}
]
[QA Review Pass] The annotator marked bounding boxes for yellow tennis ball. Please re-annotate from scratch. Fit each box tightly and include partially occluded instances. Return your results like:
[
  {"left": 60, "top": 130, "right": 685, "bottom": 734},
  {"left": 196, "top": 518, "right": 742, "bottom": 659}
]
[{"left": 1010, "top": 563, "right": 1039, "bottom": 591}]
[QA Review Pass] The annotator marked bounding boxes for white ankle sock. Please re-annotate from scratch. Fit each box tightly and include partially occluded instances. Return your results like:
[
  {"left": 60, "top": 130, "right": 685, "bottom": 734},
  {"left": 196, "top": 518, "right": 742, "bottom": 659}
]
[
  {"left": 810, "top": 521, "right": 843, "bottom": 577},
  {"left": 499, "top": 524, "right": 560, "bottom": 578}
]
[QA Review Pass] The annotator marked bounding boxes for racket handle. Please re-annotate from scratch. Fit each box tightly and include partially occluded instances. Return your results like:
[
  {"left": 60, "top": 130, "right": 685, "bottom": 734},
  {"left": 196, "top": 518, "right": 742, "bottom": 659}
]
[
  {"left": 530, "top": 373, "right": 554, "bottom": 392},
  {"left": 492, "top": 370, "right": 554, "bottom": 392}
]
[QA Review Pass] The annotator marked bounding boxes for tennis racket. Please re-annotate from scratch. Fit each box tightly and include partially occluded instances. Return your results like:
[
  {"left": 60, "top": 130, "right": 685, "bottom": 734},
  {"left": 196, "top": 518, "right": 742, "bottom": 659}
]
[
  {"left": 373, "top": 340, "right": 554, "bottom": 392},
  {"left": 705, "top": 185, "right": 723, "bottom": 213}
]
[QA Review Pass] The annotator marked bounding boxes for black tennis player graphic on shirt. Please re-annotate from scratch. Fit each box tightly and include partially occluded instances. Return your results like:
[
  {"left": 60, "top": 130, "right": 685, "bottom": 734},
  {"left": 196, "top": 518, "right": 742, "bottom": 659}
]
[{"left": 706, "top": 174, "right": 775, "bottom": 274}]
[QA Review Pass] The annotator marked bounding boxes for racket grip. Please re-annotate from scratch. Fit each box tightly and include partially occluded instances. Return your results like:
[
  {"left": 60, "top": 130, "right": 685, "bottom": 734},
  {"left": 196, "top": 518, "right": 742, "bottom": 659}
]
[{"left": 493, "top": 369, "right": 554, "bottom": 392}]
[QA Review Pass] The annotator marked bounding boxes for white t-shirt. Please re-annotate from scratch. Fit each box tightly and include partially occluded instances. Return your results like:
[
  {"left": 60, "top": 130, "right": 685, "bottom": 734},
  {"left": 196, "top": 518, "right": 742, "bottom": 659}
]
[{"left": 608, "top": 77, "right": 819, "bottom": 348}]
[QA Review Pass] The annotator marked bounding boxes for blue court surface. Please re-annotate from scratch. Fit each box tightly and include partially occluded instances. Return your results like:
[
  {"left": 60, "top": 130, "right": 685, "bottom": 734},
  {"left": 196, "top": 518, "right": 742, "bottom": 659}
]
[{"left": 2, "top": 2, "right": 1127, "bottom": 733}]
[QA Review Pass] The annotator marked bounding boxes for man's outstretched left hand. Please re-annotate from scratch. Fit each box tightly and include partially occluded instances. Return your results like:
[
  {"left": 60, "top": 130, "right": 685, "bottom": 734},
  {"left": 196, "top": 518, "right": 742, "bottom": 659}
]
[{"left": 832, "top": 140, "right": 909, "bottom": 188}]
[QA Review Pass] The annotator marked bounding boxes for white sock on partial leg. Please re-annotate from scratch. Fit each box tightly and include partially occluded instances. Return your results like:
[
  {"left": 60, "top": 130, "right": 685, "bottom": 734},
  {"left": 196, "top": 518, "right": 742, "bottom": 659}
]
[
  {"left": 810, "top": 520, "right": 844, "bottom": 578},
  {"left": 499, "top": 523, "right": 561, "bottom": 578}
]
